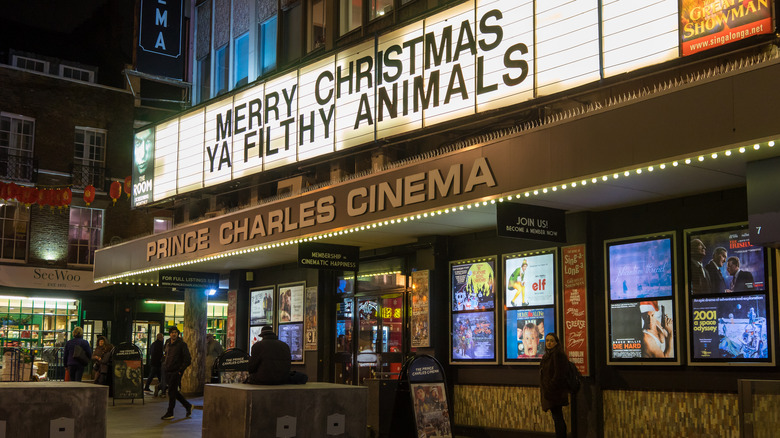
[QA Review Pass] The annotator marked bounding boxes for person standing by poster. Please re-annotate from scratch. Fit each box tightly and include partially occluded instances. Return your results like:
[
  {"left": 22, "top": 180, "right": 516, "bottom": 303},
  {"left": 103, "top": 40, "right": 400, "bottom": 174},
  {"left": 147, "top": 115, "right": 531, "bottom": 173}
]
[
  {"left": 161, "top": 327, "right": 192, "bottom": 420},
  {"left": 540, "top": 333, "right": 568, "bottom": 438}
]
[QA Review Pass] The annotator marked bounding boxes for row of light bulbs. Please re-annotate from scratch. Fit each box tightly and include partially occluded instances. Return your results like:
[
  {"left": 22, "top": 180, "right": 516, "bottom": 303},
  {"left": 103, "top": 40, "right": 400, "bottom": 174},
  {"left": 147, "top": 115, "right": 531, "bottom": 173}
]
[{"left": 96, "top": 140, "right": 775, "bottom": 286}]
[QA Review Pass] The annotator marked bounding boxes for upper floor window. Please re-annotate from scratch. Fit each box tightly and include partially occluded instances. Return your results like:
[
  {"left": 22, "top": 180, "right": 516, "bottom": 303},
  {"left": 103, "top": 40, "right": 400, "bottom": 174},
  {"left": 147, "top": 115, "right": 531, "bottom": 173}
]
[
  {"left": 281, "top": 3, "right": 302, "bottom": 65},
  {"left": 59, "top": 65, "right": 95, "bottom": 83},
  {"left": 12, "top": 55, "right": 48, "bottom": 74},
  {"left": 153, "top": 217, "right": 173, "bottom": 234},
  {"left": 215, "top": 44, "right": 229, "bottom": 96},
  {"left": 309, "top": 0, "right": 326, "bottom": 51},
  {"left": 73, "top": 127, "right": 106, "bottom": 188},
  {"left": 68, "top": 207, "right": 103, "bottom": 265},
  {"left": 0, "top": 113, "right": 35, "bottom": 182},
  {"left": 258, "top": 17, "right": 277, "bottom": 77},
  {"left": 197, "top": 54, "right": 212, "bottom": 104},
  {"left": 339, "top": 0, "right": 361, "bottom": 35},
  {"left": 234, "top": 33, "right": 250, "bottom": 87},
  {"left": 0, "top": 201, "right": 28, "bottom": 262},
  {"left": 369, "top": 0, "right": 393, "bottom": 20}
]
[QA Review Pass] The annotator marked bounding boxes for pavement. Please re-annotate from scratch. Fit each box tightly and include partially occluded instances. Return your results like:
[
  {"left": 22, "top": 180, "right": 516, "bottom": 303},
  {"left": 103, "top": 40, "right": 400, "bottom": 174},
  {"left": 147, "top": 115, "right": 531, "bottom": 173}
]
[{"left": 107, "top": 391, "right": 204, "bottom": 437}]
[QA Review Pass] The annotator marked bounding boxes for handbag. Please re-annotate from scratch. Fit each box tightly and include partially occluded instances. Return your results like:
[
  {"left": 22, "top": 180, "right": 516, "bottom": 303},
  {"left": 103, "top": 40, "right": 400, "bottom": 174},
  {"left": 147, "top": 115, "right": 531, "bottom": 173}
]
[{"left": 73, "top": 344, "right": 89, "bottom": 365}]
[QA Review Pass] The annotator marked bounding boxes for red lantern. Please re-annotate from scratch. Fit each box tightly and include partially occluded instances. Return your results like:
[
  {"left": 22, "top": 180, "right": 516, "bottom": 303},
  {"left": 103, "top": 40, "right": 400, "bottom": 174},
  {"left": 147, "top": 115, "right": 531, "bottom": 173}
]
[
  {"left": 7, "top": 183, "right": 19, "bottom": 201},
  {"left": 84, "top": 185, "right": 95, "bottom": 206},
  {"left": 0, "top": 182, "right": 7, "bottom": 200},
  {"left": 20, "top": 186, "right": 36, "bottom": 206},
  {"left": 109, "top": 181, "right": 122, "bottom": 205},
  {"left": 37, "top": 188, "right": 48, "bottom": 208},
  {"left": 124, "top": 176, "right": 132, "bottom": 198},
  {"left": 28, "top": 187, "right": 39, "bottom": 206},
  {"left": 52, "top": 189, "right": 63, "bottom": 209},
  {"left": 62, "top": 188, "right": 73, "bottom": 208}
]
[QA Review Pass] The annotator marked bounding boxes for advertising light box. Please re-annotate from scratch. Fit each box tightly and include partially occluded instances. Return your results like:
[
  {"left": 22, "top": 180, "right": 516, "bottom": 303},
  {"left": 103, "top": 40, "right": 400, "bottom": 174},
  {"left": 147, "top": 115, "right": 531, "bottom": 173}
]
[
  {"left": 504, "top": 252, "right": 555, "bottom": 308},
  {"left": 608, "top": 238, "right": 673, "bottom": 301},
  {"left": 152, "top": 119, "right": 178, "bottom": 201},
  {"left": 451, "top": 260, "right": 496, "bottom": 311},
  {"left": 132, "top": 127, "right": 155, "bottom": 207},
  {"left": 506, "top": 307, "right": 555, "bottom": 360},
  {"left": 452, "top": 310, "right": 495, "bottom": 361},
  {"left": 609, "top": 299, "right": 675, "bottom": 360},
  {"left": 691, "top": 294, "right": 769, "bottom": 361},
  {"left": 680, "top": 0, "right": 773, "bottom": 56}
]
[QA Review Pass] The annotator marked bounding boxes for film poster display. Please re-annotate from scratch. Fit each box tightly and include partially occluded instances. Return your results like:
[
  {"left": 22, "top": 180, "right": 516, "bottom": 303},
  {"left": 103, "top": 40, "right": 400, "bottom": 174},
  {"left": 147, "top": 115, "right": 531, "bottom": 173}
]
[
  {"left": 112, "top": 342, "right": 144, "bottom": 400},
  {"left": 606, "top": 234, "right": 678, "bottom": 364},
  {"left": 249, "top": 325, "right": 264, "bottom": 348},
  {"left": 227, "top": 290, "right": 237, "bottom": 349},
  {"left": 411, "top": 270, "right": 431, "bottom": 348},
  {"left": 450, "top": 257, "right": 497, "bottom": 363},
  {"left": 279, "top": 322, "right": 304, "bottom": 363},
  {"left": 278, "top": 283, "right": 305, "bottom": 323},
  {"left": 504, "top": 252, "right": 555, "bottom": 308},
  {"left": 304, "top": 286, "right": 318, "bottom": 351},
  {"left": 686, "top": 224, "right": 773, "bottom": 364},
  {"left": 411, "top": 382, "right": 453, "bottom": 438},
  {"left": 562, "top": 245, "right": 589, "bottom": 376},
  {"left": 250, "top": 287, "right": 274, "bottom": 326},
  {"left": 217, "top": 349, "right": 250, "bottom": 384},
  {"left": 506, "top": 308, "right": 555, "bottom": 360},
  {"left": 680, "top": 0, "right": 773, "bottom": 56}
]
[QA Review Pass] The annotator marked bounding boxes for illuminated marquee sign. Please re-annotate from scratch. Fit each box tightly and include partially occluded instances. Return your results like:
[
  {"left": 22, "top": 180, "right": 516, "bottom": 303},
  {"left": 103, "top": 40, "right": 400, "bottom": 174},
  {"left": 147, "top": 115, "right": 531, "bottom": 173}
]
[{"left": 133, "top": 0, "right": 684, "bottom": 207}]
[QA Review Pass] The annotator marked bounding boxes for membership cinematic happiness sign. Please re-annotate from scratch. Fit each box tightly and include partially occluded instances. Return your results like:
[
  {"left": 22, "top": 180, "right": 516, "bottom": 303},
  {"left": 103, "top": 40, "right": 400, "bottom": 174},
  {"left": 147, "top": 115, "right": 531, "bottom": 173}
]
[{"left": 133, "top": 0, "right": 694, "bottom": 208}]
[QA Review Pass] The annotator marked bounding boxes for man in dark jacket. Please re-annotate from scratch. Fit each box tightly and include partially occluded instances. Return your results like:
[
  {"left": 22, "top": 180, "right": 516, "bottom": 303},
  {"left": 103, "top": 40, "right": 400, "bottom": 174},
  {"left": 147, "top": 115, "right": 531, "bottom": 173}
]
[
  {"left": 145, "top": 332, "right": 164, "bottom": 394},
  {"left": 247, "top": 325, "right": 291, "bottom": 385},
  {"left": 161, "top": 327, "right": 192, "bottom": 420}
]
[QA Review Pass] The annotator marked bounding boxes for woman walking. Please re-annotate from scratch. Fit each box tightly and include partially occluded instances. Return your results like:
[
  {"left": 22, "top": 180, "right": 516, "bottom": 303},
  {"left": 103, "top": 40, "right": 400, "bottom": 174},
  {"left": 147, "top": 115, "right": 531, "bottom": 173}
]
[{"left": 540, "top": 332, "right": 568, "bottom": 438}]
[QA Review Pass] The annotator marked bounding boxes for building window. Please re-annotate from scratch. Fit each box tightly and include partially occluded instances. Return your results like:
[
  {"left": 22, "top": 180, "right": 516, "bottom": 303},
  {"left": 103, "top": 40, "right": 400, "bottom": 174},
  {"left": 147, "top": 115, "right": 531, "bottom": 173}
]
[
  {"left": 369, "top": 0, "right": 392, "bottom": 20},
  {"left": 309, "top": 0, "right": 326, "bottom": 52},
  {"left": 68, "top": 207, "right": 103, "bottom": 265},
  {"left": 339, "top": 0, "right": 361, "bottom": 35},
  {"left": 153, "top": 217, "right": 173, "bottom": 234},
  {"left": 215, "top": 45, "right": 229, "bottom": 95},
  {"left": 0, "top": 201, "right": 28, "bottom": 262},
  {"left": 234, "top": 33, "right": 249, "bottom": 87},
  {"left": 258, "top": 17, "right": 277, "bottom": 77},
  {"left": 281, "top": 3, "right": 302, "bottom": 65},
  {"left": 197, "top": 54, "right": 212, "bottom": 103},
  {"left": 12, "top": 55, "right": 48, "bottom": 74},
  {"left": 59, "top": 65, "right": 95, "bottom": 83},
  {"left": 0, "top": 113, "right": 35, "bottom": 182},
  {"left": 73, "top": 127, "right": 106, "bottom": 188}
]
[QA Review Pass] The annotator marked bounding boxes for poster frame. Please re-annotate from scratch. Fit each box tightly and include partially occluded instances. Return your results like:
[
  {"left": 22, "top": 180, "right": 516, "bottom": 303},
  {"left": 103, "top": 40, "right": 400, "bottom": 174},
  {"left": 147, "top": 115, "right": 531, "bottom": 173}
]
[
  {"left": 683, "top": 222, "right": 775, "bottom": 366},
  {"left": 448, "top": 256, "right": 499, "bottom": 365},
  {"left": 502, "top": 247, "right": 558, "bottom": 364},
  {"left": 248, "top": 285, "right": 275, "bottom": 351},
  {"left": 277, "top": 281, "right": 306, "bottom": 364},
  {"left": 604, "top": 231, "right": 681, "bottom": 366}
]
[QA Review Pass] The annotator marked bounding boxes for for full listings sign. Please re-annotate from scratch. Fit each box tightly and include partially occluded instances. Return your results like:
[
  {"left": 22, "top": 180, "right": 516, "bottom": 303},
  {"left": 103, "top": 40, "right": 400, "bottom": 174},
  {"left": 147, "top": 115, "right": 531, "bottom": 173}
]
[
  {"left": 562, "top": 245, "right": 588, "bottom": 376},
  {"left": 298, "top": 242, "right": 359, "bottom": 270},
  {"left": 496, "top": 202, "right": 566, "bottom": 243},
  {"left": 159, "top": 270, "right": 219, "bottom": 289}
]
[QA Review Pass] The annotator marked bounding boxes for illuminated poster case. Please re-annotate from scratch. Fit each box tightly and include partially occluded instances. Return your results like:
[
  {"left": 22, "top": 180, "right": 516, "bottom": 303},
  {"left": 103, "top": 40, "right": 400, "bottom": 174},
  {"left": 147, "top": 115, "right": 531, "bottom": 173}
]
[
  {"left": 503, "top": 249, "right": 557, "bottom": 363},
  {"left": 605, "top": 233, "right": 680, "bottom": 365},
  {"left": 685, "top": 223, "right": 774, "bottom": 366},
  {"left": 449, "top": 256, "right": 498, "bottom": 365},
  {"left": 278, "top": 282, "right": 306, "bottom": 364},
  {"left": 248, "top": 286, "right": 275, "bottom": 351}
]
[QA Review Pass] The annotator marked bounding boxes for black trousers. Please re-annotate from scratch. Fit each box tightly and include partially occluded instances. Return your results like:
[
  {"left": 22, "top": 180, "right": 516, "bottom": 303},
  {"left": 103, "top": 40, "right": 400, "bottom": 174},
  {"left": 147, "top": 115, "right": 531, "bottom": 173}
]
[
  {"left": 550, "top": 405, "right": 567, "bottom": 438},
  {"left": 165, "top": 372, "right": 191, "bottom": 413}
]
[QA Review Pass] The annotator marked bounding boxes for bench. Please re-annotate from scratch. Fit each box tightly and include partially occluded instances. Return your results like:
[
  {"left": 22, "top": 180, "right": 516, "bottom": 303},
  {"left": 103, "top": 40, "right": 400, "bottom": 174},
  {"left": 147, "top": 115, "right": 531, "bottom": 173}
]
[{"left": 203, "top": 382, "right": 367, "bottom": 437}]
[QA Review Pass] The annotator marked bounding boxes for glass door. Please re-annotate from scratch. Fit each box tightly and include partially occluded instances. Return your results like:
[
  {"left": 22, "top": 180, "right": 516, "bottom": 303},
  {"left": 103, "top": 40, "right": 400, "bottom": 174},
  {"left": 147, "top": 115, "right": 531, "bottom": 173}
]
[{"left": 132, "top": 321, "right": 160, "bottom": 367}]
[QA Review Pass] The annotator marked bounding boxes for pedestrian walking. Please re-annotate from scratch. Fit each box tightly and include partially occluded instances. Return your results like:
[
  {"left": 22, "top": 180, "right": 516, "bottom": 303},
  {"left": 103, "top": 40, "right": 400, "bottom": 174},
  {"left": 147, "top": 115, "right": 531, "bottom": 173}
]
[{"left": 161, "top": 327, "right": 192, "bottom": 420}]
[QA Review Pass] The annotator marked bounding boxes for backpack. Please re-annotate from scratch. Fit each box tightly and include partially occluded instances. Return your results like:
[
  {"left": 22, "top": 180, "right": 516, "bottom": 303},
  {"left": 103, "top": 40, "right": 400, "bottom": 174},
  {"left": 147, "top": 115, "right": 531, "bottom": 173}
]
[{"left": 565, "top": 360, "right": 582, "bottom": 394}]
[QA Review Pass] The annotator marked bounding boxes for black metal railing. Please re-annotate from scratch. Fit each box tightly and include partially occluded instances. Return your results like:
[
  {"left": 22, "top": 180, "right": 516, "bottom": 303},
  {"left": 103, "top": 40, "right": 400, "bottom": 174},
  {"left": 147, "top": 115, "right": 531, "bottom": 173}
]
[
  {"left": 0, "top": 153, "right": 36, "bottom": 183},
  {"left": 70, "top": 162, "right": 106, "bottom": 189}
]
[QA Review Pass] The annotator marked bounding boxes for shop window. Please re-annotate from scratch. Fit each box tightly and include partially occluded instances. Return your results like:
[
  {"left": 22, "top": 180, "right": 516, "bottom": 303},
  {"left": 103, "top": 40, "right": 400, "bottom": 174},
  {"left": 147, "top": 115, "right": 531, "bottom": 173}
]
[
  {"left": 0, "top": 113, "right": 35, "bottom": 182},
  {"left": 73, "top": 127, "right": 106, "bottom": 189},
  {"left": 12, "top": 55, "right": 48, "bottom": 74},
  {"left": 339, "top": 0, "right": 362, "bottom": 35},
  {"left": 309, "top": 0, "right": 326, "bottom": 51},
  {"left": 59, "top": 65, "right": 95, "bottom": 83},
  {"left": 68, "top": 207, "right": 103, "bottom": 265},
  {"left": 258, "top": 17, "right": 277, "bottom": 77},
  {"left": 162, "top": 301, "right": 227, "bottom": 344},
  {"left": 369, "top": 0, "right": 392, "bottom": 20},
  {"left": 197, "top": 54, "right": 212, "bottom": 103},
  {"left": 0, "top": 297, "right": 79, "bottom": 351},
  {"left": 0, "top": 201, "right": 28, "bottom": 262},
  {"left": 281, "top": 3, "right": 302, "bottom": 65},
  {"left": 234, "top": 32, "right": 249, "bottom": 87},
  {"left": 215, "top": 45, "right": 229, "bottom": 96}
]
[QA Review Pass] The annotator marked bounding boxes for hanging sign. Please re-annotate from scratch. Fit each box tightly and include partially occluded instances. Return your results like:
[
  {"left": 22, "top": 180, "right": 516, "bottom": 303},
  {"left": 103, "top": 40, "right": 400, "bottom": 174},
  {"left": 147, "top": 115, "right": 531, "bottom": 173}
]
[
  {"left": 298, "top": 242, "right": 359, "bottom": 271},
  {"left": 496, "top": 202, "right": 566, "bottom": 243}
]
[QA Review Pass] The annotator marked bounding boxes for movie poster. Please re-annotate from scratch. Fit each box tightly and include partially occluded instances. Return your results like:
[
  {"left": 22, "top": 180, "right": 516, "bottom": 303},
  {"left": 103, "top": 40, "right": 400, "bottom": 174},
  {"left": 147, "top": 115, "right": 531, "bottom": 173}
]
[
  {"left": 504, "top": 252, "right": 555, "bottom": 307},
  {"left": 608, "top": 238, "right": 673, "bottom": 301},
  {"left": 610, "top": 299, "right": 675, "bottom": 360},
  {"left": 132, "top": 128, "right": 155, "bottom": 207},
  {"left": 688, "top": 226, "right": 766, "bottom": 295},
  {"left": 506, "top": 308, "right": 555, "bottom": 360},
  {"left": 562, "top": 244, "right": 589, "bottom": 375},
  {"left": 250, "top": 288, "right": 274, "bottom": 326},
  {"left": 411, "top": 270, "right": 431, "bottom": 348},
  {"left": 692, "top": 294, "right": 769, "bottom": 360},
  {"left": 452, "top": 311, "right": 495, "bottom": 361},
  {"left": 304, "top": 286, "right": 317, "bottom": 350},
  {"left": 279, "top": 323, "right": 304, "bottom": 362},
  {"left": 451, "top": 260, "right": 496, "bottom": 311},
  {"left": 680, "top": 0, "right": 773, "bottom": 56},
  {"left": 411, "top": 382, "right": 453, "bottom": 438},
  {"left": 227, "top": 290, "right": 237, "bottom": 349},
  {"left": 279, "top": 283, "right": 304, "bottom": 323},
  {"left": 249, "top": 325, "right": 264, "bottom": 349}
]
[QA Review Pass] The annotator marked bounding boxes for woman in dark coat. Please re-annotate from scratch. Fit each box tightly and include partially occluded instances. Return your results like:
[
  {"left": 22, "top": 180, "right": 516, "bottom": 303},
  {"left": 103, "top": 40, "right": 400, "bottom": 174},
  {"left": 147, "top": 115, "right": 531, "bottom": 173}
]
[
  {"left": 92, "top": 336, "right": 113, "bottom": 385},
  {"left": 540, "top": 332, "right": 568, "bottom": 438}
]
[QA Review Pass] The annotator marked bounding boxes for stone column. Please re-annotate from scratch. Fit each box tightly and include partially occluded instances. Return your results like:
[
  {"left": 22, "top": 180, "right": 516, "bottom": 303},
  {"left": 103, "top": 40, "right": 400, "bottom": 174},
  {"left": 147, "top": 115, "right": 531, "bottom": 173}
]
[{"left": 182, "top": 288, "right": 207, "bottom": 395}]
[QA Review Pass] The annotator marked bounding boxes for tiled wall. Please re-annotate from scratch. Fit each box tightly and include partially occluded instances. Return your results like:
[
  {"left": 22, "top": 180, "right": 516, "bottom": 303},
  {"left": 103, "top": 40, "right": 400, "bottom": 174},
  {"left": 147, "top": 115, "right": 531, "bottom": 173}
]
[
  {"left": 453, "top": 384, "right": 569, "bottom": 433},
  {"left": 752, "top": 393, "right": 780, "bottom": 438}
]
